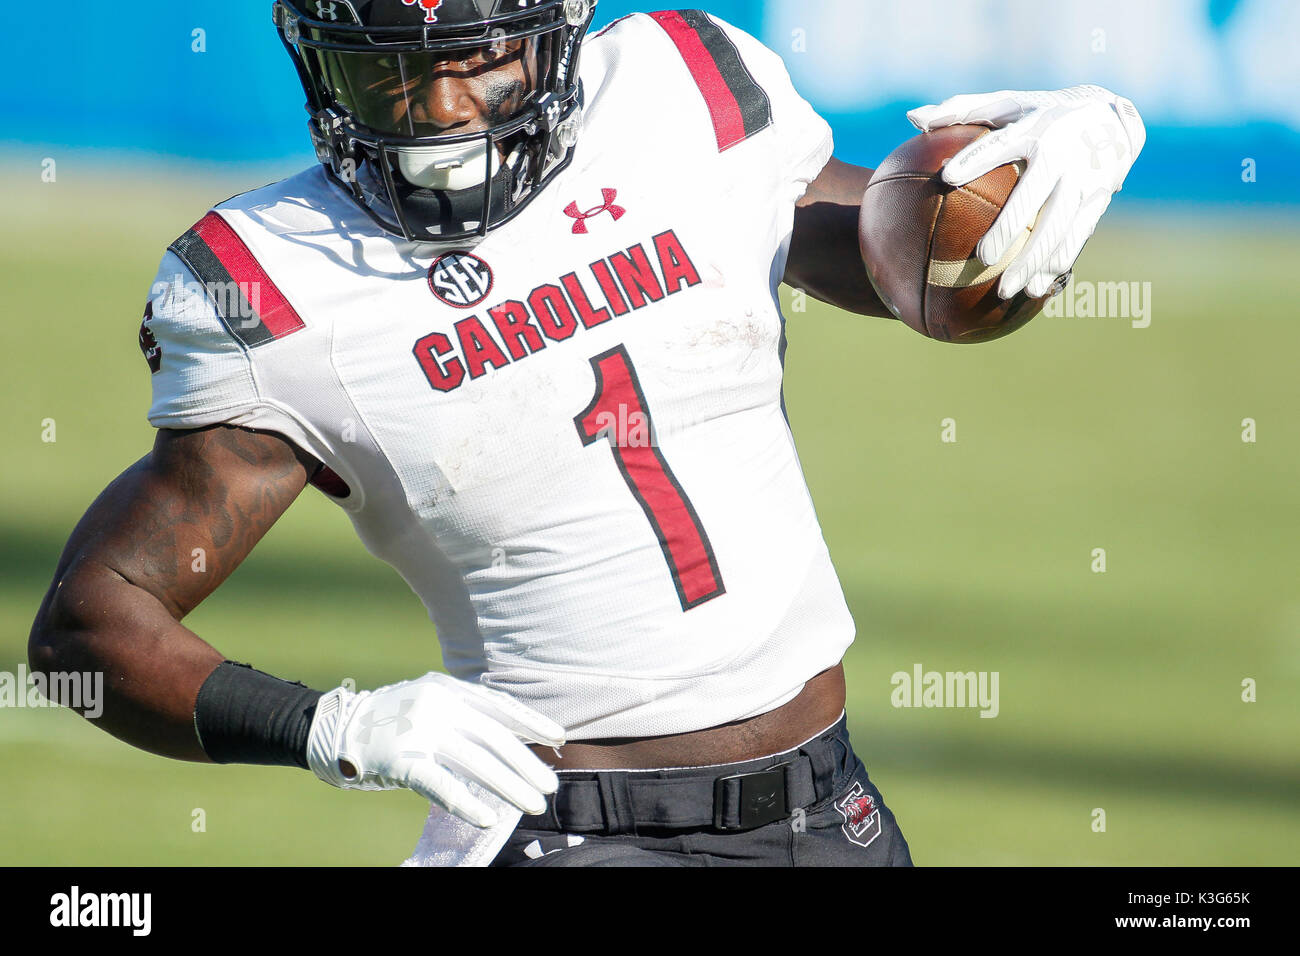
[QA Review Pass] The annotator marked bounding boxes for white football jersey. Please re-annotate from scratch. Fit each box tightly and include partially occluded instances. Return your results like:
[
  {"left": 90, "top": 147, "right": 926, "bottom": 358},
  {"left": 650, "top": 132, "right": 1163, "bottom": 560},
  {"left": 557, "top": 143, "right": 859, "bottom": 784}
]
[{"left": 140, "top": 11, "right": 854, "bottom": 739}]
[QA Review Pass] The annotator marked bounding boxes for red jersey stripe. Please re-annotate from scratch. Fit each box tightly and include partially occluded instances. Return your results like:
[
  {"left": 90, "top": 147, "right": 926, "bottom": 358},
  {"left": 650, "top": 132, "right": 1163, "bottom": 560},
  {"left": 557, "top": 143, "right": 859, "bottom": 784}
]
[
  {"left": 191, "top": 213, "right": 305, "bottom": 340},
  {"left": 649, "top": 10, "right": 748, "bottom": 152}
]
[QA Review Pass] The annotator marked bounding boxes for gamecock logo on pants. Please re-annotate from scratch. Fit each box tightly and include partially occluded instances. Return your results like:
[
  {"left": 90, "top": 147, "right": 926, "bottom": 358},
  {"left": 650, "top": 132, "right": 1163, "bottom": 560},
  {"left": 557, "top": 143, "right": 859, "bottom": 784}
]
[{"left": 835, "top": 781, "right": 882, "bottom": 848}]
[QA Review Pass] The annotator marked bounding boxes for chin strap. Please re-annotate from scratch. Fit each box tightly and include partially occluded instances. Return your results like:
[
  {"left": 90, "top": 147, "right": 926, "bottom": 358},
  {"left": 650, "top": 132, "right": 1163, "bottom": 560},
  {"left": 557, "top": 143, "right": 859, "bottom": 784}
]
[
  {"left": 316, "top": 88, "right": 584, "bottom": 242},
  {"left": 347, "top": 149, "right": 519, "bottom": 243}
]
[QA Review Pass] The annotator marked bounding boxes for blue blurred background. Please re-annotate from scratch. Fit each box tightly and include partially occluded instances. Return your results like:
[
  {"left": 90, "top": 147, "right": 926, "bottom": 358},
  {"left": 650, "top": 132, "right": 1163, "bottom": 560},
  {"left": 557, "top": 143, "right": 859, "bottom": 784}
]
[{"left": 3, "top": 0, "right": 1298, "bottom": 204}]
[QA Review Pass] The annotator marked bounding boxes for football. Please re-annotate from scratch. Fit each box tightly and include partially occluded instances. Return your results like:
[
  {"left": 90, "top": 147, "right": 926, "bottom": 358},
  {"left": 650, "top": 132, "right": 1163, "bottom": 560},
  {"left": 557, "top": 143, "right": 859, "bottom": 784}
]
[{"left": 859, "top": 124, "right": 1054, "bottom": 343}]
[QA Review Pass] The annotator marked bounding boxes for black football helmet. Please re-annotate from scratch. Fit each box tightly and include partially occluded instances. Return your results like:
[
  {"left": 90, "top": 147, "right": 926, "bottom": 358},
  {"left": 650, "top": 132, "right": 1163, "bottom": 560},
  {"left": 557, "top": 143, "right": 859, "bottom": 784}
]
[{"left": 273, "top": 0, "right": 597, "bottom": 243}]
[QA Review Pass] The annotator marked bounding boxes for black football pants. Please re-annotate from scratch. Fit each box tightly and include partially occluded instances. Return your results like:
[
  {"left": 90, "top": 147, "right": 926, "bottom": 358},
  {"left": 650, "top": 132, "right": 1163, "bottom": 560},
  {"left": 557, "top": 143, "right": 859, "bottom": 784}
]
[{"left": 490, "top": 713, "right": 913, "bottom": 866}]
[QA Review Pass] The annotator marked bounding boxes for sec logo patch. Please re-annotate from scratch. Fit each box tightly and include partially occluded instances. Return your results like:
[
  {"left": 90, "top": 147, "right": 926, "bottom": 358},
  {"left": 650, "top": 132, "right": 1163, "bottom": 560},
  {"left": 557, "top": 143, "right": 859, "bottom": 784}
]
[{"left": 428, "top": 251, "right": 493, "bottom": 309}]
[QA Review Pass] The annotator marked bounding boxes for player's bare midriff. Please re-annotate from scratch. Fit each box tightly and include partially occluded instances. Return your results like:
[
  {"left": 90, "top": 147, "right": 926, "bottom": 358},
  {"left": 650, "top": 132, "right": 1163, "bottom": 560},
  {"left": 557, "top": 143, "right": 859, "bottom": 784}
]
[{"left": 528, "top": 662, "right": 846, "bottom": 770}]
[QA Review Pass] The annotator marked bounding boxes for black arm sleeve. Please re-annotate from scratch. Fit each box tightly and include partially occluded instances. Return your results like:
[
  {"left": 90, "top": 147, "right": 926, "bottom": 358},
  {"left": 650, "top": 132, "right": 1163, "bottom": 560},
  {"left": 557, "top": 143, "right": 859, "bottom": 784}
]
[{"left": 193, "top": 660, "right": 324, "bottom": 770}]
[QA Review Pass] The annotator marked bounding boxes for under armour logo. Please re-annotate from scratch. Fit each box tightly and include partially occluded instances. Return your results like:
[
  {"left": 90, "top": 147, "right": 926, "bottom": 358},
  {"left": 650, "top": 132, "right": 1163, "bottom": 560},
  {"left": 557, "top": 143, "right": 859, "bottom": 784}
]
[
  {"left": 402, "top": 0, "right": 445, "bottom": 23},
  {"left": 356, "top": 698, "right": 414, "bottom": 745},
  {"left": 1081, "top": 124, "right": 1128, "bottom": 171},
  {"left": 523, "top": 835, "right": 586, "bottom": 860},
  {"left": 563, "top": 188, "right": 625, "bottom": 234},
  {"left": 314, "top": 0, "right": 338, "bottom": 19}
]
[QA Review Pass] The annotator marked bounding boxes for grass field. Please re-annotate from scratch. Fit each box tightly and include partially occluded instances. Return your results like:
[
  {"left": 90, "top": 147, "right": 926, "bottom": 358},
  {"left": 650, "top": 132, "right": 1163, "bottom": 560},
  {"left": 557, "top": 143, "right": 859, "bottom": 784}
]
[{"left": 1, "top": 171, "right": 1296, "bottom": 865}]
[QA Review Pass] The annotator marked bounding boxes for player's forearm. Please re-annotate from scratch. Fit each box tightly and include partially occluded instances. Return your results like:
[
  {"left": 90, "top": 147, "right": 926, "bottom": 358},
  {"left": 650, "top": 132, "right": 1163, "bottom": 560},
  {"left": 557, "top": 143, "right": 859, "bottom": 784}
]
[
  {"left": 28, "top": 563, "right": 223, "bottom": 762},
  {"left": 785, "top": 157, "right": 893, "bottom": 318}
]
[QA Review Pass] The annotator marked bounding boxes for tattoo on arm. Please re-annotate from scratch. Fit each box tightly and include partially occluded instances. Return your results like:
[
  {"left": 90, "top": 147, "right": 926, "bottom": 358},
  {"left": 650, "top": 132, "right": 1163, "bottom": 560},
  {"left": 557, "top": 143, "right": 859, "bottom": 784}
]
[
  {"left": 44, "top": 424, "right": 316, "bottom": 622},
  {"left": 110, "top": 426, "right": 315, "bottom": 619},
  {"left": 29, "top": 425, "right": 317, "bottom": 760}
]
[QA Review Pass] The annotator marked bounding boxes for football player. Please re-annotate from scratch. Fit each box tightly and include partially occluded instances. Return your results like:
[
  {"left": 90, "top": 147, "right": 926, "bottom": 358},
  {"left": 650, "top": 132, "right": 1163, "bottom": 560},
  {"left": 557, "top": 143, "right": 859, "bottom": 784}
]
[{"left": 29, "top": 0, "right": 1142, "bottom": 866}]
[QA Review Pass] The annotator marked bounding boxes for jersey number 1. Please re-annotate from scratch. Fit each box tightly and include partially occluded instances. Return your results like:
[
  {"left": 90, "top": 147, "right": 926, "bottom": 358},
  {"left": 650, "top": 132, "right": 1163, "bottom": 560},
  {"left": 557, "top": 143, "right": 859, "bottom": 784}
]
[{"left": 575, "top": 345, "right": 725, "bottom": 611}]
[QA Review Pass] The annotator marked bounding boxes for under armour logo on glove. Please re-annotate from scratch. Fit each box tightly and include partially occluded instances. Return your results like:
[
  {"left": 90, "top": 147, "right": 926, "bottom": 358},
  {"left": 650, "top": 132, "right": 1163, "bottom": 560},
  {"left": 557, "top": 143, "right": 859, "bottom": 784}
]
[
  {"left": 564, "top": 188, "right": 626, "bottom": 234},
  {"left": 1081, "top": 124, "right": 1128, "bottom": 171},
  {"left": 306, "top": 671, "right": 565, "bottom": 828},
  {"left": 402, "top": 0, "right": 445, "bottom": 24},
  {"left": 356, "top": 697, "right": 414, "bottom": 745}
]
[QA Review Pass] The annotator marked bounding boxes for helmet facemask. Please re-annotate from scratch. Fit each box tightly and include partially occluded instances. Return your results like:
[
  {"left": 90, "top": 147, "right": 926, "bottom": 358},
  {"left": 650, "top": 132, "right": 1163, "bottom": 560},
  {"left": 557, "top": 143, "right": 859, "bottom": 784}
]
[{"left": 274, "top": 0, "right": 595, "bottom": 244}]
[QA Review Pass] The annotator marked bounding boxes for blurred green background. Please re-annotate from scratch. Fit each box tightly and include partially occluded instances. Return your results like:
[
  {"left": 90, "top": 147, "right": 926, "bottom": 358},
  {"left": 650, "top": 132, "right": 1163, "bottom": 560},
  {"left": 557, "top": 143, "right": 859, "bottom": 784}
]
[{"left": 1, "top": 172, "right": 1296, "bottom": 865}]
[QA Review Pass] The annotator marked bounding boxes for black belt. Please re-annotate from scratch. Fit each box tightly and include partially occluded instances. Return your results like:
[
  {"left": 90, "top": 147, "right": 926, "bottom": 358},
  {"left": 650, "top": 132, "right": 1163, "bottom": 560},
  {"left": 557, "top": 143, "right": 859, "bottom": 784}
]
[{"left": 520, "top": 718, "right": 844, "bottom": 835}]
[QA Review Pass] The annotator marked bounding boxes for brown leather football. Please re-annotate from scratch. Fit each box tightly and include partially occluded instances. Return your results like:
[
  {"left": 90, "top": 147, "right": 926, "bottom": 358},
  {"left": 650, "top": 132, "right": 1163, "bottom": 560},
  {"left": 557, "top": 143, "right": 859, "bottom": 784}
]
[{"left": 859, "top": 124, "right": 1052, "bottom": 343}]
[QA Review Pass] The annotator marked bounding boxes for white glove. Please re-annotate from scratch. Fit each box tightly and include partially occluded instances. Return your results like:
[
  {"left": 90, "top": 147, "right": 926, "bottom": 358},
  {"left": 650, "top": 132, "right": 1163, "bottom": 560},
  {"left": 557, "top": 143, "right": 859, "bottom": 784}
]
[
  {"left": 907, "top": 85, "right": 1145, "bottom": 299},
  {"left": 307, "top": 671, "right": 565, "bottom": 828}
]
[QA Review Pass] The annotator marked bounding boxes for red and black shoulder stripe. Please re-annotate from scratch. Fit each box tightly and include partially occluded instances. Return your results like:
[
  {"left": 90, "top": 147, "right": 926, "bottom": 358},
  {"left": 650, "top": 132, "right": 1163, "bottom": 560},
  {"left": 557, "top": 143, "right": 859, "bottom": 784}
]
[
  {"left": 168, "top": 212, "right": 305, "bottom": 348},
  {"left": 648, "top": 9, "right": 774, "bottom": 153}
]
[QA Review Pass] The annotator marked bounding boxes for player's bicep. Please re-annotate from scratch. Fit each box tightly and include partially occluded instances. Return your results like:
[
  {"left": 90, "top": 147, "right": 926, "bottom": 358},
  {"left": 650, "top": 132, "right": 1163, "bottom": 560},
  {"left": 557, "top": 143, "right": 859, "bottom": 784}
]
[{"left": 53, "top": 425, "right": 316, "bottom": 623}]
